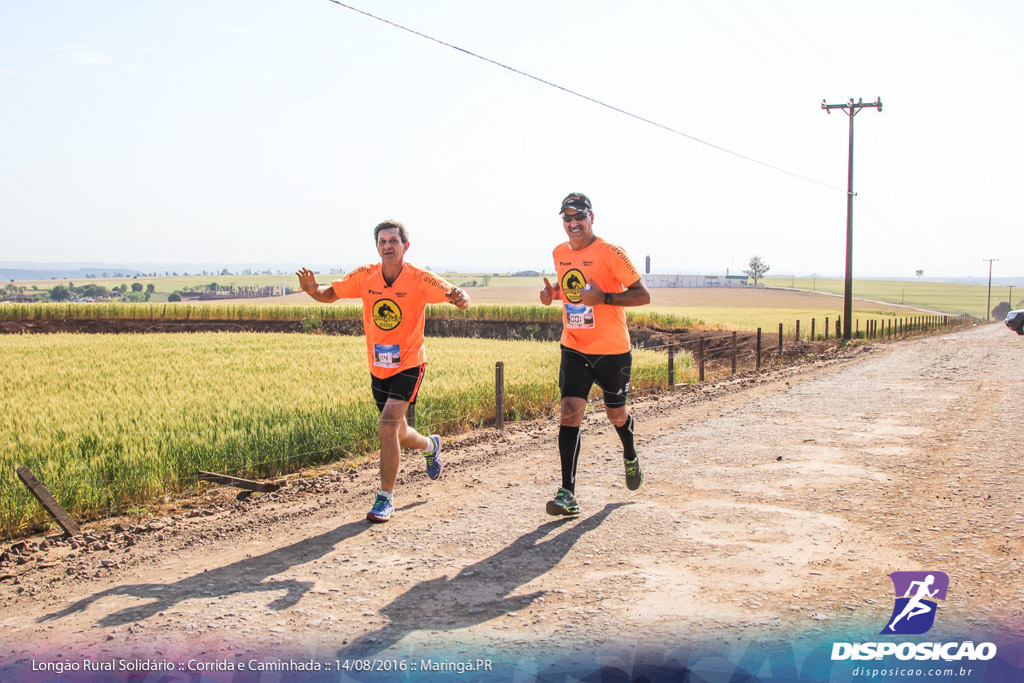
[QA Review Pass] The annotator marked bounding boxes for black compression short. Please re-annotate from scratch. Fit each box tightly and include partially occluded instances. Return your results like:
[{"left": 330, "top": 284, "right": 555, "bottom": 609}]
[{"left": 558, "top": 345, "right": 632, "bottom": 408}]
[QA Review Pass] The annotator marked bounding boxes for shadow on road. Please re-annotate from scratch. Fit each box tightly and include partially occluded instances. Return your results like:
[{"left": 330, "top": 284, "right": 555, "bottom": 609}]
[
  {"left": 36, "top": 503, "right": 428, "bottom": 627},
  {"left": 340, "top": 501, "right": 631, "bottom": 658}
]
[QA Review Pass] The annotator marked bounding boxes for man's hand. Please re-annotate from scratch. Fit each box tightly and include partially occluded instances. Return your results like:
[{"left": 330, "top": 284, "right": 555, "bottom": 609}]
[
  {"left": 296, "top": 268, "right": 318, "bottom": 295},
  {"left": 580, "top": 283, "right": 604, "bottom": 306},
  {"left": 540, "top": 277, "right": 556, "bottom": 306},
  {"left": 447, "top": 287, "right": 470, "bottom": 310}
]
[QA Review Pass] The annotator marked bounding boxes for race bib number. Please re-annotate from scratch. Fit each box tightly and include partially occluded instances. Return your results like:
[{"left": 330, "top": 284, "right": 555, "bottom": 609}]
[
  {"left": 565, "top": 303, "right": 595, "bottom": 329},
  {"left": 373, "top": 344, "right": 401, "bottom": 368}
]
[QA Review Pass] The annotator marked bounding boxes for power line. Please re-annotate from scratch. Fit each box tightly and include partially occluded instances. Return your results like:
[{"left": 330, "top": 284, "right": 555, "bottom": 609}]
[
  {"left": 855, "top": 198, "right": 955, "bottom": 280},
  {"left": 325, "top": 0, "right": 844, "bottom": 193}
]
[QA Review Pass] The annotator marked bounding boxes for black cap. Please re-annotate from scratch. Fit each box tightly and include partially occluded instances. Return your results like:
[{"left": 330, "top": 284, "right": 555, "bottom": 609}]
[{"left": 559, "top": 192, "right": 592, "bottom": 214}]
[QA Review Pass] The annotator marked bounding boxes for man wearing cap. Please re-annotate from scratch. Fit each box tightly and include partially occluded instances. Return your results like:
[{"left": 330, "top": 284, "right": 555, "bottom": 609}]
[
  {"left": 297, "top": 220, "right": 469, "bottom": 523},
  {"left": 539, "top": 192, "right": 651, "bottom": 516}
]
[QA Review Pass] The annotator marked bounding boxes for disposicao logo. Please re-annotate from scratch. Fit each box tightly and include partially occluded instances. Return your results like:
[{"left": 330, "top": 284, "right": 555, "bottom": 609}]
[
  {"left": 831, "top": 571, "right": 997, "bottom": 663},
  {"left": 883, "top": 571, "right": 948, "bottom": 635}
]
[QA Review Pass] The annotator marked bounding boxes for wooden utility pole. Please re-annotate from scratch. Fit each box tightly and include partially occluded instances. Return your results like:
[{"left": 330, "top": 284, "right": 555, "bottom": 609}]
[
  {"left": 822, "top": 97, "right": 882, "bottom": 340},
  {"left": 983, "top": 258, "right": 998, "bottom": 321}
]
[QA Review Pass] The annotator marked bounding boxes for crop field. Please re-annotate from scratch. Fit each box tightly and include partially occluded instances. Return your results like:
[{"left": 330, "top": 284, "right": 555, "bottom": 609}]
[
  {"left": 0, "top": 333, "right": 676, "bottom": 539},
  {"left": 0, "top": 301, "right": 693, "bottom": 331},
  {"left": 763, "top": 276, "right": 1019, "bottom": 319}
]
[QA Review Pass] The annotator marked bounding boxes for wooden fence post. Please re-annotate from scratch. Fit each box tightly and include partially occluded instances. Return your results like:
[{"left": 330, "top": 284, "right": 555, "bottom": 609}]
[
  {"left": 731, "top": 331, "right": 737, "bottom": 375},
  {"left": 406, "top": 403, "right": 415, "bottom": 428},
  {"left": 795, "top": 320, "right": 800, "bottom": 342},
  {"left": 777, "top": 323, "right": 783, "bottom": 357},
  {"left": 495, "top": 361, "right": 504, "bottom": 431},
  {"left": 811, "top": 318, "right": 816, "bottom": 341},
  {"left": 667, "top": 345, "right": 675, "bottom": 387},
  {"left": 825, "top": 317, "right": 829, "bottom": 340},
  {"left": 699, "top": 337, "right": 705, "bottom": 382},
  {"left": 756, "top": 328, "right": 762, "bottom": 371},
  {"left": 16, "top": 466, "right": 81, "bottom": 536}
]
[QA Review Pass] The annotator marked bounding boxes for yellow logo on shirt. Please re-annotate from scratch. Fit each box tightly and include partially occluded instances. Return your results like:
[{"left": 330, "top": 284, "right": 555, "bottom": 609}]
[
  {"left": 372, "top": 298, "right": 402, "bottom": 330},
  {"left": 561, "top": 269, "right": 587, "bottom": 304}
]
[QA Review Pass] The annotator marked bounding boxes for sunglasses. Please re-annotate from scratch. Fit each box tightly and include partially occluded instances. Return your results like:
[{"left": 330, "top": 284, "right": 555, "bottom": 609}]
[{"left": 560, "top": 212, "right": 591, "bottom": 223}]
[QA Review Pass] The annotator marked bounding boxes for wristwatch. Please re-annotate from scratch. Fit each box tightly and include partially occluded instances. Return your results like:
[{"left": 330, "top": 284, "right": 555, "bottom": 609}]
[{"left": 604, "top": 292, "right": 613, "bottom": 305}]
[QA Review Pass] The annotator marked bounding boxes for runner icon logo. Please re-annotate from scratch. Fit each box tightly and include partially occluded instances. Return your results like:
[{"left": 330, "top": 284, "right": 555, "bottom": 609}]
[{"left": 882, "top": 571, "right": 949, "bottom": 635}]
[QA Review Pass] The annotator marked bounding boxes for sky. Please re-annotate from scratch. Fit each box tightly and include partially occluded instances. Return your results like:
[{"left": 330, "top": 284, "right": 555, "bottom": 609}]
[{"left": 2, "top": 1, "right": 1022, "bottom": 279}]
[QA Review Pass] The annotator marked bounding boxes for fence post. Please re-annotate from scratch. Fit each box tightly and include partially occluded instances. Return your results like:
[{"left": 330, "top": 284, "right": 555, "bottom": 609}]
[
  {"left": 836, "top": 317, "right": 841, "bottom": 339},
  {"left": 756, "top": 328, "right": 762, "bottom": 371},
  {"left": 494, "top": 361, "right": 504, "bottom": 431},
  {"left": 406, "top": 403, "right": 416, "bottom": 429},
  {"left": 668, "top": 345, "right": 675, "bottom": 388},
  {"left": 731, "top": 331, "right": 737, "bottom": 375},
  {"left": 825, "top": 317, "right": 829, "bottom": 340},
  {"left": 777, "top": 323, "right": 783, "bottom": 357},
  {"left": 811, "top": 318, "right": 816, "bottom": 341},
  {"left": 795, "top": 320, "right": 800, "bottom": 341},
  {"left": 699, "top": 337, "right": 706, "bottom": 382}
]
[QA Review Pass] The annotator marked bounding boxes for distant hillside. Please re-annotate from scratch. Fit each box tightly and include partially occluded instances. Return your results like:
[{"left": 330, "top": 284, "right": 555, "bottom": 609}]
[{"left": 1, "top": 267, "right": 144, "bottom": 281}]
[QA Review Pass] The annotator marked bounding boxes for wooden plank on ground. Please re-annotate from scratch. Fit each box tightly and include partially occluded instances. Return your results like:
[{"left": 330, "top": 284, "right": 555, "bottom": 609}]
[
  {"left": 16, "top": 466, "right": 81, "bottom": 536},
  {"left": 197, "top": 471, "right": 282, "bottom": 493}
]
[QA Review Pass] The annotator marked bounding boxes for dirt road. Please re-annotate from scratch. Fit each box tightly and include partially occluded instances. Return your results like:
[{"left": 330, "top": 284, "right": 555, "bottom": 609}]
[{"left": 1, "top": 323, "right": 1021, "bottom": 680}]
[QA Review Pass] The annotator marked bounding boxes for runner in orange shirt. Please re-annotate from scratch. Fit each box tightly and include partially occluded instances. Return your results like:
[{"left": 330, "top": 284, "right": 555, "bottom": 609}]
[
  {"left": 297, "top": 220, "right": 469, "bottom": 523},
  {"left": 539, "top": 192, "right": 651, "bottom": 516}
]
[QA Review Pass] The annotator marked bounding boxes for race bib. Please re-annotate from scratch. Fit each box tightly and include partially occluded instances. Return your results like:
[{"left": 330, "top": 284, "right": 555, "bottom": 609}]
[
  {"left": 565, "top": 303, "right": 595, "bottom": 329},
  {"left": 373, "top": 344, "right": 401, "bottom": 368}
]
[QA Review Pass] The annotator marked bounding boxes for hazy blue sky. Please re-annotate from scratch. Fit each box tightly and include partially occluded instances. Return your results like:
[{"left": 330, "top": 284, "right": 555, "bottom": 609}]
[{"left": 2, "top": 1, "right": 1021, "bottom": 278}]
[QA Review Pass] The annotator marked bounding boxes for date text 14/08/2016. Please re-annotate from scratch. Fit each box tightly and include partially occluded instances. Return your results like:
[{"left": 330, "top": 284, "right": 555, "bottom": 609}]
[{"left": 339, "top": 659, "right": 494, "bottom": 674}]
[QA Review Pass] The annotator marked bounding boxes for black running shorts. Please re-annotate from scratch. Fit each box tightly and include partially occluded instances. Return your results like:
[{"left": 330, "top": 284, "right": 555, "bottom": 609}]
[
  {"left": 370, "top": 365, "right": 425, "bottom": 413},
  {"left": 558, "top": 345, "right": 632, "bottom": 408}
]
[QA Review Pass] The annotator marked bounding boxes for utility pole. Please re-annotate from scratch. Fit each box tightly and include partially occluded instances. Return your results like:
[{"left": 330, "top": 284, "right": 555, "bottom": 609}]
[
  {"left": 983, "top": 258, "right": 998, "bottom": 321},
  {"left": 822, "top": 97, "right": 882, "bottom": 340}
]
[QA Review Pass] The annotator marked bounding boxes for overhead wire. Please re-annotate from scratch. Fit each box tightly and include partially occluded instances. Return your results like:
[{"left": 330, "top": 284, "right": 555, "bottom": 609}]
[
  {"left": 759, "top": 2, "right": 958, "bottom": 276},
  {"left": 324, "top": 1, "right": 963, "bottom": 279},
  {"left": 324, "top": 0, "right": 843, "bottom": 194}
]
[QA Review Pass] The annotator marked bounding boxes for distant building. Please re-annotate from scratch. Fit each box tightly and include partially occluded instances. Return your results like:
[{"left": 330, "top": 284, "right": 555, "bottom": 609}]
[{"left": 643, "top": 274, "right": 750, "bottom": 288}]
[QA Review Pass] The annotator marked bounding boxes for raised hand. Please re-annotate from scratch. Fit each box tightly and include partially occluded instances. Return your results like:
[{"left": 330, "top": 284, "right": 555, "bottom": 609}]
[
  {"left": 540, "top": 277, "right": 555, "bottom": 306},
  {"left": 580, "top": 283, "right": 604, "bottom": 306},
  {"left": 296, "top": 268, "right": 318, "bottom": 295},
  {"left": 447, "top": 286, "right": 469, "bottom": 310}
]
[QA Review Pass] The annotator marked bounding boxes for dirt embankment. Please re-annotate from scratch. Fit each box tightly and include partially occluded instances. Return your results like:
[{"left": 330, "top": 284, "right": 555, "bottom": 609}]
[{"left": 0, "top": 317, "right": 812, "bottom": 361}]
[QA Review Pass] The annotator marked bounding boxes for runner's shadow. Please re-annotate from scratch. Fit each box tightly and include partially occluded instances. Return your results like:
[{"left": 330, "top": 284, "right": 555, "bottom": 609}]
[
  {"left": 340, "top": 502, "right": 630, "bottom": 657},
  {"left": 38, "top": 502, "right": 425, "bottom": 627}
]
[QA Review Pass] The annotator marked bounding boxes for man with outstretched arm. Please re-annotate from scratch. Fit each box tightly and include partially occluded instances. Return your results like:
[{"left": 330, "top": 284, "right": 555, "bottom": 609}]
[
  {"left": 297, "top": 220, "right": 469, "bottom": 523},
  {"left": 539, "top": 192, "right": 651, "bottom": 516}
]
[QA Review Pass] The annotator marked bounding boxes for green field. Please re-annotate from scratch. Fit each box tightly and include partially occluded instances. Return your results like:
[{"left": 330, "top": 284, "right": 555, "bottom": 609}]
[
  {"left": 0, "top": 333, "right": 675, "bottom": 539},
  {"left": 763, "top": 277, "right": 1018, "bottom": 320}
]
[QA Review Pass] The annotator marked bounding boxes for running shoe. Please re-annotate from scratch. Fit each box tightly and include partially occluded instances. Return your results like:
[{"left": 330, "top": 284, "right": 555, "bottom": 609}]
[
  {"left": 366, "top": 493, "right": 394, "bottom": 523},
  {"left": 424, "top": 434, "right": 443, "bottom": 480},
  {"left": 624, "top": 457, "right": 644, "bottom": 491},
  {"left": 545, "top": 487, "right": 580, "bottom": 517}
]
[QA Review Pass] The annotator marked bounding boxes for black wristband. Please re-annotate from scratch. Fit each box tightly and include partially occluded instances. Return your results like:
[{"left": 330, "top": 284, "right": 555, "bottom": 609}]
[{"left": 604, "top": 292, "right": 613, "bottom": 305}]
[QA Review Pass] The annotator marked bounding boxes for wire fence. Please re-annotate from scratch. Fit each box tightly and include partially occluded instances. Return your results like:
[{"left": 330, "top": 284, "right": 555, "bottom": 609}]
[{"left": 3, "top": 312, "right": 976, "bottom": 539}]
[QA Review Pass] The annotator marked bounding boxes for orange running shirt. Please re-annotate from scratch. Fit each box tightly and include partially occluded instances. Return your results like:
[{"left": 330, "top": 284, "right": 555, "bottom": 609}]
[
  {"left": 331, "top": 263, "right": 454, "bottom": 378},
  {"left": 552, "top": 237, "right": 642, "bottom": 355}
]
